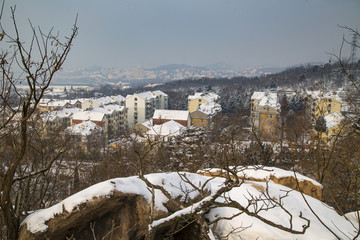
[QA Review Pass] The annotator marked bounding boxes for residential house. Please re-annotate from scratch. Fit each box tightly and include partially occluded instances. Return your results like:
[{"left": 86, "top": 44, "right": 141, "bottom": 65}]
[
  {"left": 146, "top": 120, "right": 185, "bottom": 142},
  {"left": 71, "top": 110, "right": 109, "bottom": 141},
  {"left": 313, "top": 112, "right": 344, "bottom": 142},
  {"left": 39, "top": 99, "right": 71, "bottom": 112},
  {"left": 81, "top": 96, "right": 117, "bottom": 110},
  {"left": 190, "top": 102, "right": 222, "bottom": 128},
  {"left": 251, "top": 91, "right": 280, "bottom": 137},
  {"left": 66, "top": 121, "right": 103, "bottom": 152},
  {"left": 41, "top": 108, "right": 79, "bottom": 131},
  {"left": 190, "top": 110, "right": 209, "bottom": 128},
  {"left": 133, "top": 119, "right": 153, "bottom": 135},
  {"left": 188, "top": 91, "right": 220, "bottom": 113},
  {"left": 305, "top": 91, "right": 342, "bottom": 124},
  {"left": 152, "top": 109, "right": 191, "bottom": 127}
]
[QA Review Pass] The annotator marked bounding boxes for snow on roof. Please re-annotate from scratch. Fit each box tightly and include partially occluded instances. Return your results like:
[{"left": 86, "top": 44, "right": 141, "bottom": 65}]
[
  {"left": 66, "top": 121, "right": 102, "bottom": 136},
  {"left": 92, "top": 96, "right": 116, "bottom": 105},
  {"left": 251, "top": 91, "right": 266, "bottom": 100},
  {"left": 141, "top": 119, "right": 153, "bottom": 129},
  {"left": 252, "top": 91, "right": 279, "bottom": 110},
  {"left": 39, "top": 99, "right": 69, "bottom": 108},
  {"left": 153, "top": 109, "right": 189, "bottom": 121},
  {"left": 152, "top": 90, "right": 168, "bottom": 97},
  {"left": 93, "top": 105, "right": 125, "bottom": 115},
  {"left": 75, "top": 98, "right": 88, "bottom": 103},
  {"left": 306, "top": 90, "right": 342, "bottom": 102},
  {"left": 72, "top": 111, "right": 105, "bottom": 122},
  {"left": 188, "top": 92, "right": 220, "bottom": 102},
  {"left": 39, "top": 99, "right": 86, "bottom": 108},
  {"left": 146, "top": 120, "right": 185, "bottom": 136},
  {"left": 39, "top": 99, "right": 52, "bottom": 105},
  {"left": 41, "top": 108, "right": 80, "bottom": 121},
  {"left": 111, "top": 95, "right": 125, "bottom": 102},
  {"left": 324, "top": 112, "right": 344, "bottom": 129},
  {"left": 136, "top": 91, "right": 156, "bottom": 100},
  {"left": 198, "top": 102, "right": 222, "bottom": 116}
]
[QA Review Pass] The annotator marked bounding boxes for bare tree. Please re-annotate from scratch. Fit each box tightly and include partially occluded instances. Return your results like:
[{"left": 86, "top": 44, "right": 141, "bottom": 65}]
[{"left": 0, "top": 2, "right": 78, "bottom": 239}]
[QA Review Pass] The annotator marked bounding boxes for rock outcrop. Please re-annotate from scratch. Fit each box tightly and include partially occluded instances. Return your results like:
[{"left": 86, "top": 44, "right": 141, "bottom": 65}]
[
  {"left": 19, "top": 191, "right": 167, "bottom": 240},
  {"left": 197, "top": 166, "right": 323, "bottom": 200}
]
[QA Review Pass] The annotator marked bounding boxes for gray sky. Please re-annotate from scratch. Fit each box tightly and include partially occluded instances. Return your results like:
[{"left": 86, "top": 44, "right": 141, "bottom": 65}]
[{"left": 2, "top": 0, "right": 360, "bottom": 69}]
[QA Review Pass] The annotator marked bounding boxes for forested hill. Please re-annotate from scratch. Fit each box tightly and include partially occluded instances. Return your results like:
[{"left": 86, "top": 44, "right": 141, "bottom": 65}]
[
  {"left": 156, "top": 61, "right": 360, "bottom": 92},
  {"left": 95, "top": 61, "right": 360, "bottom": 113}
]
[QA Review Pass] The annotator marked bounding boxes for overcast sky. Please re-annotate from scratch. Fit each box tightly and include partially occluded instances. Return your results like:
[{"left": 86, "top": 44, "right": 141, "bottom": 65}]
[{"left": 2, "top": 0, "right": 360, "bottom": 69}]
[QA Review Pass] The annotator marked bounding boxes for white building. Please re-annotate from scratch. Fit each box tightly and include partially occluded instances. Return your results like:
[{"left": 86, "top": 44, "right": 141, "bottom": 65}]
[{"left": 126, "top": 90, "right": 168, "bottom": 128}]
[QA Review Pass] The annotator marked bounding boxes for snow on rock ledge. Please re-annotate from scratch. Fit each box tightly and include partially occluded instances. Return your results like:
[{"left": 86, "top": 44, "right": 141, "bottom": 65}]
[
  {"left": 19, "top": 170, "right": 357, "bottom": 240},
  {"left": 197, "top": 166, "right": 323, "bottom": 200},
  {"left": 20, "top": 172, "right": 212, "bottom": 240}
]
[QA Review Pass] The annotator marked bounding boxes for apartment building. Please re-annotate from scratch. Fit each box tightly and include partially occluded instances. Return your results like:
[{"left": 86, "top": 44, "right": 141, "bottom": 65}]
[
  {"left": 93, "top": 105, "right": 127, "bottom": 138},
  {"left": 126, "top": 91, "right": 168, "bottom": 128}
]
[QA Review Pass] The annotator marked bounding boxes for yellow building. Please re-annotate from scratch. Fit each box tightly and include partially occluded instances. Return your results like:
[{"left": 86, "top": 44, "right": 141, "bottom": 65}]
[
  {"left": 306, "top": 91, "right": 342, "bottom": 123},
  {"left": 251, "top": 91, "right": 279, "bottom": 138},
  {"left": 188, "top": 92, "right": 220, "bottom": 113},
  {"left": 314, "top": 112, "right": 344, "bottom": 142},
  {"left": 190, "top": 110, "right": 208, "bottom": 128}
]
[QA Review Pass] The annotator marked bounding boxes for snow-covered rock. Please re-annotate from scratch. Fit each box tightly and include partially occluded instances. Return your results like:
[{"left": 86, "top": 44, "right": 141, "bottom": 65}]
[{"left": 19, "top": 171, "right": 358, "bottom": 240}]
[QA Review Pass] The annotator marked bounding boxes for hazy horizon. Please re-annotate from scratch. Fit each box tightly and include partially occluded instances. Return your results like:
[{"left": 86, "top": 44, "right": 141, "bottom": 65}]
[{"left": 1, "top": 0, "right": 360, "bottom": 70}]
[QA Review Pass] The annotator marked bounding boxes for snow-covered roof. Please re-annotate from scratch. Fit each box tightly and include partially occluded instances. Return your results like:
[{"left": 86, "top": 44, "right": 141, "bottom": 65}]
[
  {"left": 188, "top": 92, "right": 220, "bottom": 102},
  {"left": 66, "top": 121, "right": 102, "bottom": 136},
  {"left": 198, "top": 102, "right": 222, "bottom": 116},
  {"left": 146, "top": 120, "right": 185, "bottom": 137},
  {"left": 324, "top": 112, "right": 344, "bottom": 129},
  {"left": 39, "top": 99, "right": 70, "bottom": 108},
  {"left": 93, "top": 105, "right": 125, "bottom": 115},
  {"left": 92, "top": 96, "right": 116, "bottom": 105},
  {"left": 41, "top": 108, "right": 80, "bottom": 122},
  {"left": 141, "top": 119, "right": 153, "bottom": 129},
  {"left": 40, "top": 99, "right": 86, "bottom": 108},
  {"left": 252, "top": 91, "right": 279, "bottom": 110},
  {"left": 136, "top": 91, "right": 156, "bottom": 100},
  {"left": 153, "top": 109, "right": 189, "bottom": 121},
  {"left": 306, "top": 90, "right": 342, "bottom": 103},
  {"left": 111, "top": 95, "right": 125, "bottom": 102},
  {"left": 152, "top": 90, "right": 168, "bottom": 97},
  {"left": 72, "top": 111, "right": 105, "bottom": 122}
]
